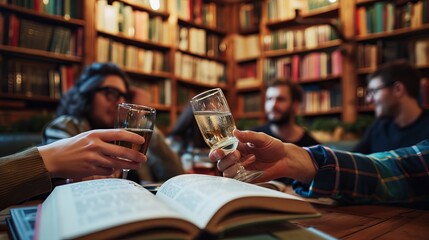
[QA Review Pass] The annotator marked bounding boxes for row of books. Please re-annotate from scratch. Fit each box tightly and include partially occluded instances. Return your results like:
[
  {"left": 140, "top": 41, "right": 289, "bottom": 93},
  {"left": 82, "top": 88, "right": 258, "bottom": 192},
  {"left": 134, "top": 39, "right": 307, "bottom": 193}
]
[
  {"left": 301, "top": 84, "right": 341, "bottom": 113},
  {"left": 266, "top": 0, "right": 304, "bottom": 22},
  {"left": 266, "top": 0, "right": 337, "bottom": 22},
  {"left": 127, "top": 0, "right": 167, "bottom": 11},
  {"left": 357, "top": 38, "right": 429, "bottom": 69},
  {"left": 234, "top": 34, "right": 260, "bottom": 61},
  {"left": 264, "top": 24, "right": 338, "bottom": 51},
  {"left": 177, "top": 0, "right": 224, "bottom": 29},
  {"left": 264, "top": 50, "right": 342, "bottom": 82},
  {"left": 1, "top": 58, "right": 76, "bottom": 98},
  {"left": 1, "top": 13, "right": 83, "bottom": 56},
  {"left": 96, "top": 0, "right": 170, "bottom": 45},
  {"left": 240, "top": 92, "right": 262, "bottom": 113},
  {"left": 177, "top": 26, "right": 224, "bottom": 58},
  {"left": 132, "top": 79, "right": 172, "bottom": 106},
  {"left": 97, "top": 36, "right": 169, "bottom": 74},
  {"left": 307, "top": 0, "right": 337, "bottom": 11},
  {"left": 236, "top": 61, "right": 259, "bottom": 89},
  {"left": 356, "top": 1, "right": 429, "bottom": 36},
  {"left": 238, "top": 1, "right": 262, "bottom": 32},
  {"left": 174, "top": 52, "right": 226, "bottom": 85},
  {"left": 3, "top": 0, "right": 82, "bottom": 19}
]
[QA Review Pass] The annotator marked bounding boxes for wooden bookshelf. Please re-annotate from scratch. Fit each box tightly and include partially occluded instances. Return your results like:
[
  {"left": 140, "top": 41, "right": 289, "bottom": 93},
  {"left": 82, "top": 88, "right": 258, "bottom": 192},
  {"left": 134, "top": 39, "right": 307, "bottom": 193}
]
[
  {"left": 264, "top": 40, "right": 342, "bottom": 58},
  {"left": 235, "top": 0, "right": 350, "bottom": 124},
  {"left": 354, "top": 0, "right": 429, "bottom": 112},
  {"left": 0, "top": 0, "right": 84, "bottom": 123},
  {"left": 0, "top": 3, "right": 85, "bottom": 26},
  {"left": 232, "top": 0, "right": 429, "bottom": 126},
  {"left": 0, "top": 45, "right": 82, "bottom": 63},
  {"left": 2, "top": 0, "right": 429, "bottom": 133},
  {"left": 0, "top": 93, "right": 59, "bottom": 109}
]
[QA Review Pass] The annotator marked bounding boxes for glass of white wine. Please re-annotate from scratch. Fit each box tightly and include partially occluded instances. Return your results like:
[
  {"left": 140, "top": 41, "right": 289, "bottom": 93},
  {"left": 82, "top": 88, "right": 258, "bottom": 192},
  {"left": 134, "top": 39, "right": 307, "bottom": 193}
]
[
  {"left": 115, "top": 103, "right": 156, "bottom": 179},
  {"left": 190, "top": 88, "right": 263, "bottom": 182}
]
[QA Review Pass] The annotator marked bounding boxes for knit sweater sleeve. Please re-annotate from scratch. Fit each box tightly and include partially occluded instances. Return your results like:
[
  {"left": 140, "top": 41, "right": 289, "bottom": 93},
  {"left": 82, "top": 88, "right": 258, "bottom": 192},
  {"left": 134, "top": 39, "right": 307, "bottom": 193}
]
[{"left": 0, "top": 147, "right": 52, "bottom": 210}]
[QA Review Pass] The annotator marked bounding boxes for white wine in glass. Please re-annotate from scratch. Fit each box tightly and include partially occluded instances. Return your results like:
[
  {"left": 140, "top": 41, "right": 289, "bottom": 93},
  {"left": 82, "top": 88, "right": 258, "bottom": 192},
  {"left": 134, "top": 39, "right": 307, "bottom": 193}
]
[
  {"left": 115, "top": 103, "right": 156, "bottom": 179},
  {"left": 191, "top": 88, "right": 263, "bottom": 182},
  {"left": 193, "top": 111, "right": 238, "bottom": 154}
]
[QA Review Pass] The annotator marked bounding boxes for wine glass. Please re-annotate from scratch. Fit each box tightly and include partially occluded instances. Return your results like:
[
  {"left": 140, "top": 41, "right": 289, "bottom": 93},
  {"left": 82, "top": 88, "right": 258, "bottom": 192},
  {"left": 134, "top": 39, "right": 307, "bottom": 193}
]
[
  {"left": 115, "top": 103, "right": 156, "bottom": 179},
  {"left": 190, "top": 88, "right": 264, "bottom": 182}
]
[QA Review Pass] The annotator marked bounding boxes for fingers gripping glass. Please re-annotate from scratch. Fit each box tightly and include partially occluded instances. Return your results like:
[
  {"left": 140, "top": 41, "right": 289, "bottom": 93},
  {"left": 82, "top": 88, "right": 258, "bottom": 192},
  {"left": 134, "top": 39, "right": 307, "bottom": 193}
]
[
  {"left": 190, "top": 88, "right": 263, "bottom": 182},
  {"left": 115, "top": 103, "right": 156, "bottom": 179}
]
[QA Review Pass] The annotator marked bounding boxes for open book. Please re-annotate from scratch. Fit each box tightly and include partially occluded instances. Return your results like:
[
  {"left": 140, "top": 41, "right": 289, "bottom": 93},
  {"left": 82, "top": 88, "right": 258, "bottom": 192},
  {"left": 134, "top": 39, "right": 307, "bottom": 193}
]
[{"left": 35, "top": 174, "right": 320, "bottom": 239}]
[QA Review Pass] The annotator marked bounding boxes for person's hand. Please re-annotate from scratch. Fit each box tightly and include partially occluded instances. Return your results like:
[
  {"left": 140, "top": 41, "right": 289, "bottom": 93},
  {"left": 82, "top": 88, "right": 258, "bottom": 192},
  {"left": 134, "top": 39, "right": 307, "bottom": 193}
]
[
  {"left": 209, "top": 129, "right": 316, "bottom": 184},
  {"left": 129, "top": 87, "right": 151, "bottom": 106},
  {"left": 38, "top": 129, "right": 147, "bottom": 179}
]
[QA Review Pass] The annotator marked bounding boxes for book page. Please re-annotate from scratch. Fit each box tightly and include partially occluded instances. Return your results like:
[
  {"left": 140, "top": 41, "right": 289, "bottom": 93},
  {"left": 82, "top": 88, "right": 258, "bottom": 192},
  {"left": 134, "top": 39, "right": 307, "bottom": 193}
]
[
  {"left": 38, "top": 179, "right": 185, "bottom": 240},
  {"left": 156, "top": 174, "right": 305, "bottom": 229}
]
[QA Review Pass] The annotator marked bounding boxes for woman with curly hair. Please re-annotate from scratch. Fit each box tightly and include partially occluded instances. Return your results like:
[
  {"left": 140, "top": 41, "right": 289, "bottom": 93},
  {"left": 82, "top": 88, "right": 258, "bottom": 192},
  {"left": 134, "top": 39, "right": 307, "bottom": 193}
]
[{"left": 42, "top": 62, "right": 183, "bottom": 183}]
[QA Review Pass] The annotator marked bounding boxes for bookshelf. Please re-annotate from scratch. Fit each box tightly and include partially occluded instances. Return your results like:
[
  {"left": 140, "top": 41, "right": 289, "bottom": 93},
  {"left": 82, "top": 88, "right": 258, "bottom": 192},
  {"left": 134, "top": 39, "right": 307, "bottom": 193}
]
[
  {"left": 172, "top": 0, "right": 231, "bottom": 118},
  {"left": 231, "top": 0, "right": 355, "bottom": 129},
  {"left": 0, "top": 1, "right": 84, "bottom": 130},
  {"left": 228, "top": 1, "right": 265, "bottom": 129},
  {"left": 232, "top": 0, "right": 429, "bottom": 129},
  {"left": 2, "top": 0, "right": 429, "bottom": 134},
  {"left": 89, "top": 0, "right": 173, "bottom": 130},
  {"left": 265, "top": 0, "right": 347, "bottom": 123},
  {"left": 354, "top": 0, "right": 429, "bottom": 111},
  {"left": 0, "top": 0, "right": 234, "bottom": 133},
  {"left": 84, "top": 0, "right": 232, "bottom": 132}
]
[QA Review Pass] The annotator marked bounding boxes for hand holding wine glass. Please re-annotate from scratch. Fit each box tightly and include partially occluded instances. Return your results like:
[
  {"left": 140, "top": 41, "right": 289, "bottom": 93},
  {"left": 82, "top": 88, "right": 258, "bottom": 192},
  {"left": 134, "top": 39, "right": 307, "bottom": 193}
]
[
  {"left": 190, "top": 88, "right": 263, "bottom": 182},
  {"left": 115, "top": 103, "right": 156, "bottom": 179}
]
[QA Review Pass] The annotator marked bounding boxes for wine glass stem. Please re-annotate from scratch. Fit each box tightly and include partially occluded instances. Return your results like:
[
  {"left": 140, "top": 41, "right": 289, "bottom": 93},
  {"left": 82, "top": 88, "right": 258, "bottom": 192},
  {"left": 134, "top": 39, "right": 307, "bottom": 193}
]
[{"left": 122, "top": 169, "right": 130, "bottom": 179}]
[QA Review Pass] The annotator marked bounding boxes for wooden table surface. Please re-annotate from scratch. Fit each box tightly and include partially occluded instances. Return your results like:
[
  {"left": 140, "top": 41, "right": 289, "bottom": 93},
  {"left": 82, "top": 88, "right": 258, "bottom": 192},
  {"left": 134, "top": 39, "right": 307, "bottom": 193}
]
[
  {"left": 1, "top": 202, "right": 428, "bottom": 239},
  {"left": 292, "top": 204, "right": 429, "bottom": 239}
]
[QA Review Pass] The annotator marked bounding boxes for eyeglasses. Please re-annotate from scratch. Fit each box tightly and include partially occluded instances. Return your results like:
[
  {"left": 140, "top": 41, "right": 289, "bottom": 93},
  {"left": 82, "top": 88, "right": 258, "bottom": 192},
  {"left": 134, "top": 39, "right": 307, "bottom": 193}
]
[
  {"left": 94, "top": 87, "right": 129, "bottom": 102},
  {"left": 366, "top": 85, "right": 392, "bottom": 98}
]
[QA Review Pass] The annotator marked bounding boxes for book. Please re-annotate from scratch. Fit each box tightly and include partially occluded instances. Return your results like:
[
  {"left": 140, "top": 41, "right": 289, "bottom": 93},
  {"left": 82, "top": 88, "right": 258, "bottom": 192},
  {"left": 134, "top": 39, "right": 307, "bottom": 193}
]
[
  {"left": 7, "top": 206, "right": 38, "bottom": 240},
  {"left": 8, "top": 207, "right": 335, "bottom": 240},
  {"left": 35, "top": 174, "right": 320, "bottom": 239}
]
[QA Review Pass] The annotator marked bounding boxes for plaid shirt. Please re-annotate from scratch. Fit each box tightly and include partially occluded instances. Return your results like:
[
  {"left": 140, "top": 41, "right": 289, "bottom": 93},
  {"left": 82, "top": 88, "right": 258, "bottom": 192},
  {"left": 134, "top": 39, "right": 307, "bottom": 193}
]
[{"left": 293, "top": 140, "right": 429, "bottom": 204}]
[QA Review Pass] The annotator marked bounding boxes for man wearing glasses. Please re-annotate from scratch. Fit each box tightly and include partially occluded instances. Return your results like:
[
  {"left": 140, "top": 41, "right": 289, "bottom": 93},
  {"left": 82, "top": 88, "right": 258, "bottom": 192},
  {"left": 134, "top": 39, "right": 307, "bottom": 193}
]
[{"left": 353, "top": 60, "right": 429, "bottom": 154}]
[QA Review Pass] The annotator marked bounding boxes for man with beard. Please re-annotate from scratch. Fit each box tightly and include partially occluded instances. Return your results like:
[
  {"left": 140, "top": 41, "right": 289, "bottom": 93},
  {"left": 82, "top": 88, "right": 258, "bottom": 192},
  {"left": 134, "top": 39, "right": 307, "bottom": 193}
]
[
  {"left": 352, "top": 60, "right": 429, "bottom": 154},
  {"left": 252, "top": 80, "right": 319, "bottom": 185},
  {"left": 253, "top": 80, "right": 319, "bottom": 147}
]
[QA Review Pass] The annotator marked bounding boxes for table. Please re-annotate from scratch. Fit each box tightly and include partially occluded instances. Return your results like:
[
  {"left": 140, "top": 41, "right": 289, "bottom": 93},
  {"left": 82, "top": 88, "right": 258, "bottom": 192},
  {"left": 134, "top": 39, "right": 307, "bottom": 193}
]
[
  {"left": 292, "top": 204, "right": 429, "bottom": 239},
  {"left": 1, "top": 202, "right": 428, "bottom": 239}
]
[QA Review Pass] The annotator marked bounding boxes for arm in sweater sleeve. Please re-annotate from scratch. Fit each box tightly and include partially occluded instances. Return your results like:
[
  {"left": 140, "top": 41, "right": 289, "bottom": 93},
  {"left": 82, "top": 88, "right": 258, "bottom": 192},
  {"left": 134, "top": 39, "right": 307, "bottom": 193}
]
[{"left": 0, "top": 147, "right": 52, "bottom": 210}]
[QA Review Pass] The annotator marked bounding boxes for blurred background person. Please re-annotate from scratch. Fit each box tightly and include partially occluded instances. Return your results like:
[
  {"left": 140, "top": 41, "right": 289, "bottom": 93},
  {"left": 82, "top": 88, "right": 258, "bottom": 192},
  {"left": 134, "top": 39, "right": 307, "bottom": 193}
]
[
  {"left": 42, "top": 62, "right": 183, "bottom": 183},
  {"left": 253, "top": 80, "right": 319, "bottom": 147},
  {"left": 252, "top": 80, "right": 319, "bottom": 184},
  {"left": 353, "top": 60, "right": 429, "bottom": 154}
]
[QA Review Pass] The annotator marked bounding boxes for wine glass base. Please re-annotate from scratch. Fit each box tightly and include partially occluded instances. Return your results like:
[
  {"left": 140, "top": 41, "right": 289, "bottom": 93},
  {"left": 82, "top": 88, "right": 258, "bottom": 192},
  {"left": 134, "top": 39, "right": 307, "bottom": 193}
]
[{"left": 234, "top": 170, "right": 264, "bottom": 183}]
